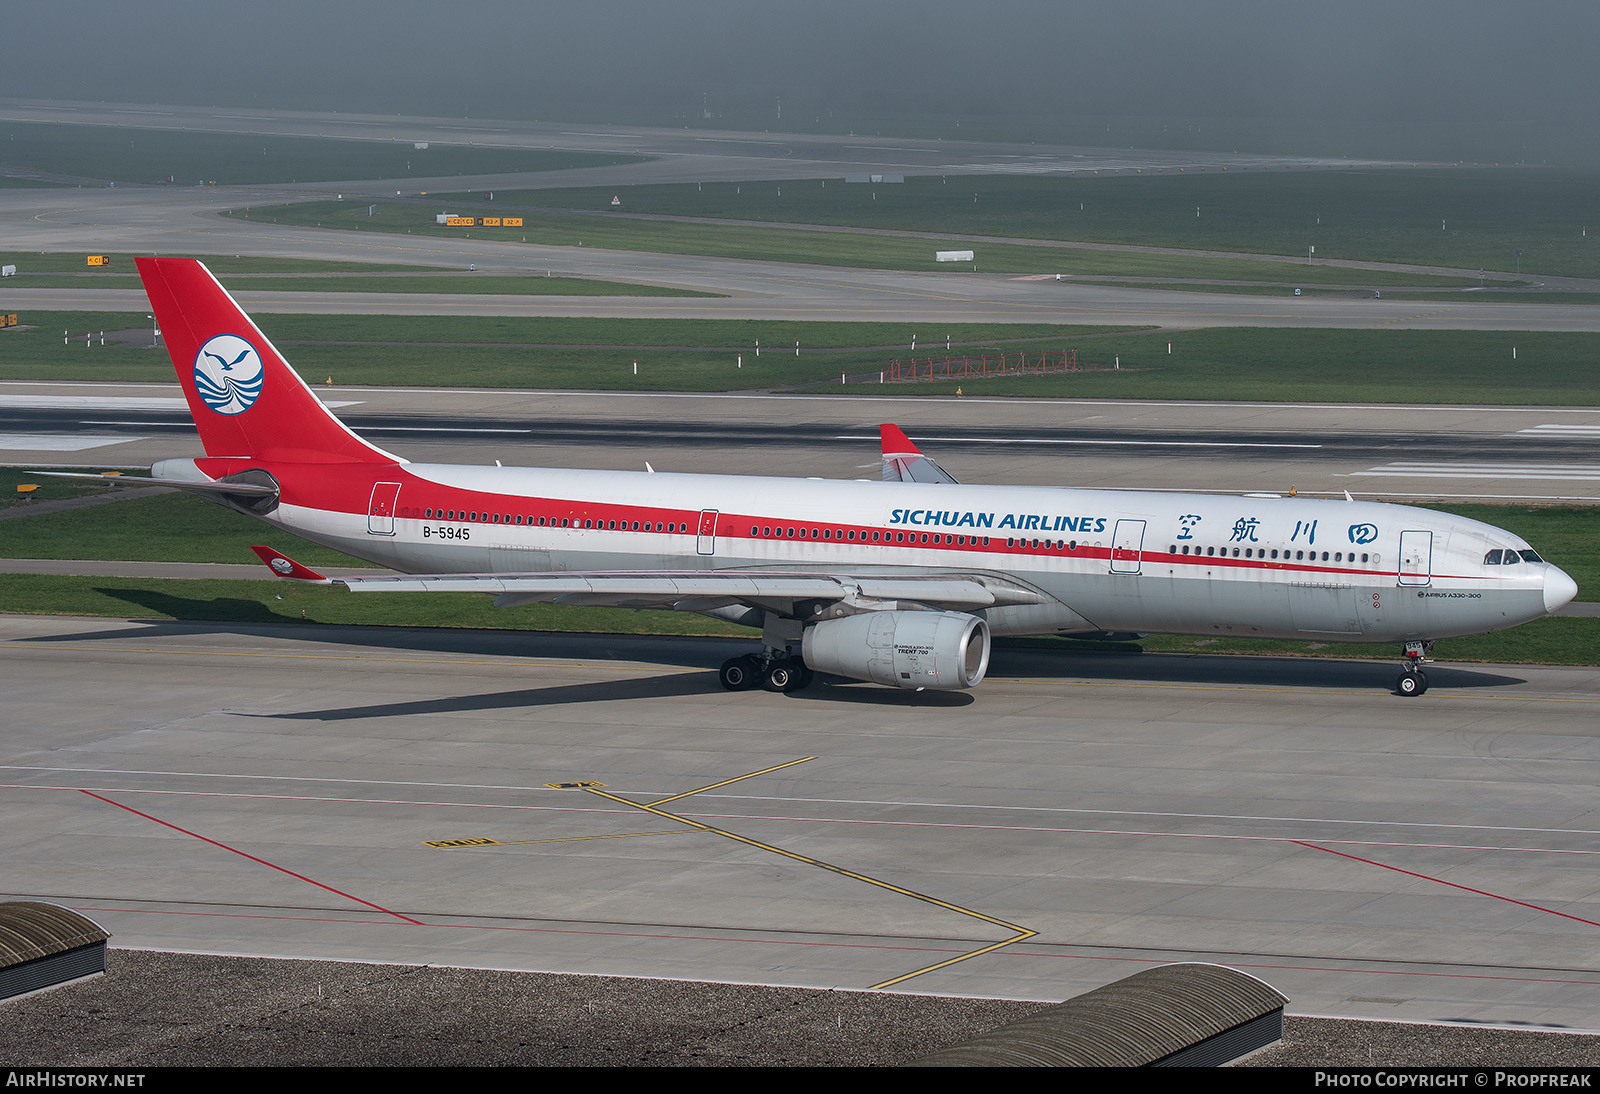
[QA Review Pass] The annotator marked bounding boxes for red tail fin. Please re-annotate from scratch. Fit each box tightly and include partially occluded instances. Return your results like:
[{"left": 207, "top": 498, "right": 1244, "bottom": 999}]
[{"left": 137, "top": 257, "right": 398, "bottom": 465}]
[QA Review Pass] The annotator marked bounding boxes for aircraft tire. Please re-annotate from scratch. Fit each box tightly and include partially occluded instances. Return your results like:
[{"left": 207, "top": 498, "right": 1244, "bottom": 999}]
[
  {"left": 762, "top": 662, "right": 795, "bottom": 692},
  {"left": 720, "top": 656, "right": 760, "bottom": 691},
  {"left": 1396, "top": 669, "right": 1425, "bottom": 697}
]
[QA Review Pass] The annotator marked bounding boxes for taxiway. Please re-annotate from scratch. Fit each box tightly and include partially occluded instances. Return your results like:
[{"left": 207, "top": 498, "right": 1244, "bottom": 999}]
[{"left": 5, "top": 615, "right": 1600, "bottom": 1026}]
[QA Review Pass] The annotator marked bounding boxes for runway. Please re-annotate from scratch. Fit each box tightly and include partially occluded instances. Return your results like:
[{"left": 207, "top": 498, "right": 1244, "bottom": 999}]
[
  {"left": 5, "top": 614, "right": 1600, "bottom": 1026},
  {"left": 4, "top": 102, "right": 1599, "bottom": 332},
  {"left": 6, "top": 381, "right": 1600, "bottom": 502}
]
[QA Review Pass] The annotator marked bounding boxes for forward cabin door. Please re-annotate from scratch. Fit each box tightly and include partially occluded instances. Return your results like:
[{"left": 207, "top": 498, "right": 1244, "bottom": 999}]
[
  {"left": 1110, "top": 519, "right": 1146, "bottom": 574},
  {"left": 696, "top": 509, "right": 719, "bottom": 556},
  {"left": 1397, "top": 530, "right": 1433, "bottom": 586},
  {"left": 367, "top": 481, "right": 401, "bottom": 536}
]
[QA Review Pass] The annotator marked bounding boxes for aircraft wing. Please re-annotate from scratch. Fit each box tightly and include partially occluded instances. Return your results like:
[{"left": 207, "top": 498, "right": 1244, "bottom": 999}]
[
  {"left": 249, "top": 547, "right": 1041, "bottom": 614},
  {"left": 360, "top": 571, "right": 1041, "bottom": 612},
  {"left": 880, "top": 424, "right": 961, "bottom": 485}
]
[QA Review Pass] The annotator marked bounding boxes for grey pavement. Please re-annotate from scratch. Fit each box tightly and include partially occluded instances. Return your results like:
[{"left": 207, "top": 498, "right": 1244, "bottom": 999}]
[{"left": 6, "top": 616, "right": 1600, "bottom": 1029}]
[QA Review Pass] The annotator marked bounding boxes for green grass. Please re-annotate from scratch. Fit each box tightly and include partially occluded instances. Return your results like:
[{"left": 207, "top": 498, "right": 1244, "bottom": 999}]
[
  {"left": 1133, "top": 617, "right": 1597, "bottom": 666},
  {"left": 860, "top": 328, "right": 1600, "bottom": 406},
  {"left": 0, "top": 491, "right": 375, "bottom": 569},
  {"left": 0, "top": 312, "right": 1139, "bottom": 388},
  {"left": 0, "top": 253, "right": 441, "bottom": 275},
  {"left": 0, "top": 253, "right": 710, "bottom": 297},
  {"left": 9, "top": 315, "right": 1600, "bottom": 405},
  {"left": 0, "top": 468, "right": 114, "bottom": 510},
  {"left": 245, "top": 275, "right": 715, "bottom": 297},
  {"left": 1071, "top": 280, "right": 1567, "bottom": 300},
  {"left": 483, "top": 168, "right": 1600, "bottom": 279},
  {"left": 5, "top": 273, "right": 714, "bottom": 297},
  {"left": 228, "top": 199, "right": 1474, "bottom": 287},
  {"left": 0, "top": 122, "right": 644, "bottom": 185}
]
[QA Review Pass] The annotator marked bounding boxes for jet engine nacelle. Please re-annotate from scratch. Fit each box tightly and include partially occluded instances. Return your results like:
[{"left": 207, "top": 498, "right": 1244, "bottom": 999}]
[{"left": 802, "top": 610, "right": 990, "bottom": 690}]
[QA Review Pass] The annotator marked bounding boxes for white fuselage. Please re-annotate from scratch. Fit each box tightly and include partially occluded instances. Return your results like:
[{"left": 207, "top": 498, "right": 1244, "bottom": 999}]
[{"left": 257, "top": 462, "right": 1567, "bottom": 644}]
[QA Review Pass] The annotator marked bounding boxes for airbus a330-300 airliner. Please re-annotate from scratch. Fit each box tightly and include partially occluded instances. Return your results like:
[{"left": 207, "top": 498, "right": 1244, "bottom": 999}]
[{"left": 75, "top": 257, "right": 1576, "bottom": 697}]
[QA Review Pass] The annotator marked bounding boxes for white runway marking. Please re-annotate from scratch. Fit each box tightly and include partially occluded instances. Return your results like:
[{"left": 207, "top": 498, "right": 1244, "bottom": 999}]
[
  {"left": 837, "top": 434, "right": 1320, "bottom": 449},
  {"left": 0, "top": 395, "right": 359, "bottom": 410},
  {"left": 1513, "top": 424, "right": 1600, "bottom": 438},
  {"left": 0, "top": 395, "right": 190, "bottom": 411},
  {"left": 1354, "top": 461, "right": 1600, "bottom": 481},
  {"left": 0, "top": 432, "right": 144, "bottom": 451}
]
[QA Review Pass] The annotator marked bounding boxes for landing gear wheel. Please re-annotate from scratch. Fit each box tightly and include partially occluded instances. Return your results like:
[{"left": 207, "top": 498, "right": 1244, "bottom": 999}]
[
  {"left": 762, "top": 661, "right": 796, "bottom": 692},
  {"left": 1396, "top": 668, "right": 1428, "bottom": 697},
  {"left": 791, "top": 666, "right": 815, "bottom": 691},
  {"left": 720, "top": 655, "right": 761, "bottom": 691}
]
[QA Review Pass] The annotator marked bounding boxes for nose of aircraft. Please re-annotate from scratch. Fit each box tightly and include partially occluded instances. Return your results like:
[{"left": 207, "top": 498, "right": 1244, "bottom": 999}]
[{"left": 1544, "top": 565, "right": 1579, "bottom": 614}]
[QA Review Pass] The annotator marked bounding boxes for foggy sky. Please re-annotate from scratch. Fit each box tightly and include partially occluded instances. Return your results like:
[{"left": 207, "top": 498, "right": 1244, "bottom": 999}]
[{"left": 7, "top": 2, "right": 1599, "bottom": 163}]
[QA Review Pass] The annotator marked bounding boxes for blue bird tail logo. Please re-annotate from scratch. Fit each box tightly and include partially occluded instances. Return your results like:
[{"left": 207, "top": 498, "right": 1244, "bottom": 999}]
[{"left": 193, "top": 334, "right": 265, "bottom": 415}]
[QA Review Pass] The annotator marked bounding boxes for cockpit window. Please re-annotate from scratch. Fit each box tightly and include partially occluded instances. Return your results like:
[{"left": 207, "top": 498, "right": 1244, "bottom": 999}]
[
  {"left": 1519, "top": 549, "right": 1544, "bottom": 564},
  {"left": 1484, "top": 550, "right": 1503, "bottom": 565}
]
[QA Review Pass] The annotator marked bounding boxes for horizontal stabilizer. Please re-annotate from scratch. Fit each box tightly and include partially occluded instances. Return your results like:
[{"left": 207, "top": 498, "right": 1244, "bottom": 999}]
[
  {"left": 880, "top": 424, "right": 960, "bottom": 485},
  {"left": 34, "top": 470, "right": 278, "bottom": 498},
  {"left": 249, "top": 545, "right": 331, "bottom": 583}
]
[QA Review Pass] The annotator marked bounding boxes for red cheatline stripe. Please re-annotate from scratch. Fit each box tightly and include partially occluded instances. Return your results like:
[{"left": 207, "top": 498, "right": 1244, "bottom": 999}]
[
  {"left": 78, "top": 789, "right": 422, "bottom": 925},
  {"left": 1293, "top": 840, "right": 1600, "bottom": 929}
]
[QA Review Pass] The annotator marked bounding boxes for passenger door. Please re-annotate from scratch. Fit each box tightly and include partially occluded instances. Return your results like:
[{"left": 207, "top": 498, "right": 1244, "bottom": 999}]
[
  {"left": 696, "top": 509, "right": 719, "bottom": 556},
  {"left": 1397, "top": 530, "right": 1433, "bottom": 586},
  {"left": 1110, "top": 518, "right": 1146, "bottom": 574},
  {"left": 367, "top": 481, "right": 401, "bottom": 536}
]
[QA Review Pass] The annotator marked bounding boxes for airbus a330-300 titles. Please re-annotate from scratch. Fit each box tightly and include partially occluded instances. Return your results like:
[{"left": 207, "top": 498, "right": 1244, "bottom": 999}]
[{"left": 54, "top": 258, "right": 1577, "bottom": 697}]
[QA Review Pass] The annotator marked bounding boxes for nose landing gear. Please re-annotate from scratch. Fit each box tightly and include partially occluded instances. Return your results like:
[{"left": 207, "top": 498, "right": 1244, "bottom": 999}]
[
  {"left": 1395, "top": 640, "right": 1434, "bottom": 697},
  {"left": 1396, "top": 667, "right": 1428, "bottom": 696}
]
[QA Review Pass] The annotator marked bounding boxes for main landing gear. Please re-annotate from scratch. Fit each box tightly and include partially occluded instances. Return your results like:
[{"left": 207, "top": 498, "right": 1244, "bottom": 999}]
[
  {"left": 719, "top": 653, "right": 815, "bottom": 693},
  {"left": 1395, "top": 640, "right": 1434, "bottom": 697}
]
